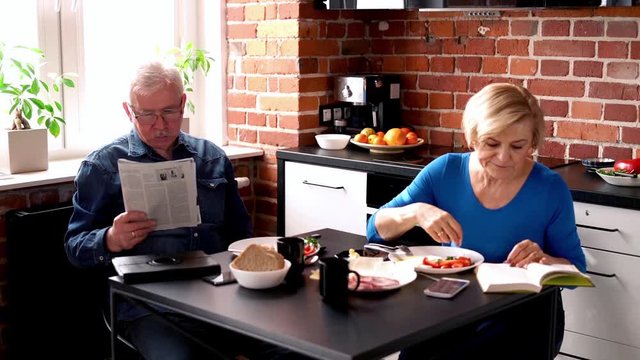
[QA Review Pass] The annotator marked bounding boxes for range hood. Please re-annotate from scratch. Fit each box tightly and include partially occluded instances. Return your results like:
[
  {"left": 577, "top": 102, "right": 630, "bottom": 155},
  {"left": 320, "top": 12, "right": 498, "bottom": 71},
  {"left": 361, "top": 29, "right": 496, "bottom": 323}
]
[{"left": 318, "top": 0, "right": 626, "bottom": 10}]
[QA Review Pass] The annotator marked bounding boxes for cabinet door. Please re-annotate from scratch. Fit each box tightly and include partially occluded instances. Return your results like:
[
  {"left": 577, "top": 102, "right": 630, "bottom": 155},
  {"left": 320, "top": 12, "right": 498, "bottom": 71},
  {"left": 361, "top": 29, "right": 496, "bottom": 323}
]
[
  {"left": 574, "top": 202, "right": 640, "bottom": 256},
  {"left": 284, "top": 162, "right": 366, "bottom": 236},
  {"left": 562, "top": 247, "right": 640, "bottom": 360}
]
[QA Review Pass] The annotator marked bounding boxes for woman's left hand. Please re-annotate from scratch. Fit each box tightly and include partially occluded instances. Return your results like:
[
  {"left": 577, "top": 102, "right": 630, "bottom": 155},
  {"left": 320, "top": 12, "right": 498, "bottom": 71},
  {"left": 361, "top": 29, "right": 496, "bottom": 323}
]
[{"left": 505, "top": 240, "right": 545, "bottom": 268}]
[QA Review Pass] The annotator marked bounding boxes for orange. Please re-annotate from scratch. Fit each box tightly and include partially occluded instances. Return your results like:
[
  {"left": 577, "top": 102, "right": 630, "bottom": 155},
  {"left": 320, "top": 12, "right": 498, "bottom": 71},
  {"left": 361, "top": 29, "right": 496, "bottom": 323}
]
[
  {"left": 406, "top": 132, "right": 419, "bottom": 145},
  {"left": 376, "top": 131, "right": 385, "bottom": 137},
  {"left": 371, "top": 136, "right": 386, "bottom": 145},
  {"left": 383, "top": 128, "right": 406, "bottom": 146},
  {"left": 360, "top": 128, "right": 375, "bottom": 137},
  {"left": 353, "top": 133, "right": 368, "bottom": 143},
  {"left": 400, "top": 127, "right": 412, "bottom": 135}
]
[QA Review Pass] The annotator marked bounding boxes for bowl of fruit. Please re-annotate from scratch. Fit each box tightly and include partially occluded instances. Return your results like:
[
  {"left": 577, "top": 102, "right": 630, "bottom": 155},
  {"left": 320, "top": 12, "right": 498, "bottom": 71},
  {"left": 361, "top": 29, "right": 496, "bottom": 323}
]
[{"left": 351, "top": 127, "right": 424, "bottom": 154}]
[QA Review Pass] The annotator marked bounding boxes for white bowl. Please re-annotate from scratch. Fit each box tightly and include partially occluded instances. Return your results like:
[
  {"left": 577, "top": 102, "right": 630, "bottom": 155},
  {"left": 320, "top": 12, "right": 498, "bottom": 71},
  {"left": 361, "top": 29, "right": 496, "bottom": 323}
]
[
  {"left": 229, "top": 260, "right": 291, "bottom": 289},
  {"left": 596, "top": 167, "right": 640, "bottom": 187},
  {"left": 315, "top": 134, "right": 350, "bottom": 150}
]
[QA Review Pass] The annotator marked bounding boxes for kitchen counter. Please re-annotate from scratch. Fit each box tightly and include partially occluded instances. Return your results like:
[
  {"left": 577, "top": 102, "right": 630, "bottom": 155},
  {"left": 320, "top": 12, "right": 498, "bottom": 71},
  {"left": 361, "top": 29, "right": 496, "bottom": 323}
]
[{"left": 276, "top": 144, "right": 640, "bottom": 211}]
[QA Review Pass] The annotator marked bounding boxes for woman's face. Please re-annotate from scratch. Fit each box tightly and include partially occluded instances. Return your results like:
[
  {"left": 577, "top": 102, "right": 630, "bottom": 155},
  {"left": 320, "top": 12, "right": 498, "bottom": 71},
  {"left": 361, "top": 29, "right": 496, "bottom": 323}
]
[{"left": 474, "top": 120, "right": 535, "bottom": 180}]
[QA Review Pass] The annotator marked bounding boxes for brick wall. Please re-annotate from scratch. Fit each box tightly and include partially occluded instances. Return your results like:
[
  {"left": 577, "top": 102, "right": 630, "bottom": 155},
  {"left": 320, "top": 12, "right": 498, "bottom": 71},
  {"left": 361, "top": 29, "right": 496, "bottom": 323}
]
[{"left": 226, "top": 1, "right": 640, "bottom": 237}]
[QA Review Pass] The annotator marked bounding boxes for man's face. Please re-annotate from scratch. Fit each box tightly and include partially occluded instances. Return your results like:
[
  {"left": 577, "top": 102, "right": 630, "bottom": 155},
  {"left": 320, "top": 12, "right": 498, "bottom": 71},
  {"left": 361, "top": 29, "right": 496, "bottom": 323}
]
[{"left": 126, "top": 86, "right": 186, "bottom": 156}]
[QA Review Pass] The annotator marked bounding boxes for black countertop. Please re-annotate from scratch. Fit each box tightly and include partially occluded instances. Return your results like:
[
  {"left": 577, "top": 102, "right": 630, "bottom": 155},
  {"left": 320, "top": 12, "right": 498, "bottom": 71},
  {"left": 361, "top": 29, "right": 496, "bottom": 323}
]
[{"left": 276, "top": 144, "right": 640, "bottom": 211}]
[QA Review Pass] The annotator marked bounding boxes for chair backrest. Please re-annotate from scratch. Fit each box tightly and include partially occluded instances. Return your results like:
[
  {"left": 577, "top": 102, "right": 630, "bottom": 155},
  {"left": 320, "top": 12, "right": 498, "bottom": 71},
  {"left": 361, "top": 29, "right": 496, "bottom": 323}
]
[{"left": 6, "top": 202, "right": 110, "bottom": 360}]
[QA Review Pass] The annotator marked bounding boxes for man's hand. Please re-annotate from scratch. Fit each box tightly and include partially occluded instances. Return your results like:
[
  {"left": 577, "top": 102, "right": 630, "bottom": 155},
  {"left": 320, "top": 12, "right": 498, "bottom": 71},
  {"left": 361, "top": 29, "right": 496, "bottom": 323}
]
[{"left": 106, "top": 211, "right": 157, "bottom": 252}]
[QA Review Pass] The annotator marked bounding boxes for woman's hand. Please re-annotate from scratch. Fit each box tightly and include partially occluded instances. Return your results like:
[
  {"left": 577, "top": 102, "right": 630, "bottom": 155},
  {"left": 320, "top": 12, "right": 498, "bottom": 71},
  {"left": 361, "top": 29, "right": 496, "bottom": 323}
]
[
  {"left": 414, "top": 203, "right": 463, "bottom": 246},
  {"left": 505, "top": 239, "right": 570, "bottom": 268},
  {"left": 106, "top": 211, "right": 157, "bottom": 252}
]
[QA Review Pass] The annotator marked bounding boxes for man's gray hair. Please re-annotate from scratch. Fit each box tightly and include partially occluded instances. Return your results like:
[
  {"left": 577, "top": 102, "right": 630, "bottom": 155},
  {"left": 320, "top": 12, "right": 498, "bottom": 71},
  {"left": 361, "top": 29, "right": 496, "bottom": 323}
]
[{"left": 129, "top": 61, "right": 183, "bottom": 102}]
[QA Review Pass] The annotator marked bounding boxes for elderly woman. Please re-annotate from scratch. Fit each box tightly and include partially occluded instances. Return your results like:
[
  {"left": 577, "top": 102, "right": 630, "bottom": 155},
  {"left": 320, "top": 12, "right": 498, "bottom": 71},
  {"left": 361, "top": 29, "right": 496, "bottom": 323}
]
[{"left": 367, "top": 83, "right": 586, "bottom": 358}]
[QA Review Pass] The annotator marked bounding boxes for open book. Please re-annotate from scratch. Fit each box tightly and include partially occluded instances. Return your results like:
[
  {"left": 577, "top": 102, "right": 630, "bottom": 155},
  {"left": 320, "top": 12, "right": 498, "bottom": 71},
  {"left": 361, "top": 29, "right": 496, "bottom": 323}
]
[{"left": 475, "top": 262, "right": 594, "bottom": 293}]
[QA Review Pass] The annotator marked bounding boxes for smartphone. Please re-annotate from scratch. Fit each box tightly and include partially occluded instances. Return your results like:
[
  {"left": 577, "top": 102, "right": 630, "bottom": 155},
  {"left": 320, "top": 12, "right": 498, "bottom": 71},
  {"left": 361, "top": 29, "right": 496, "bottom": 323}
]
[
  {"left": 203, "top": 271, "right": 236, "bottom": 286},
  {"left": 423, "top": 277, "right": 470, "bottom": 299}
]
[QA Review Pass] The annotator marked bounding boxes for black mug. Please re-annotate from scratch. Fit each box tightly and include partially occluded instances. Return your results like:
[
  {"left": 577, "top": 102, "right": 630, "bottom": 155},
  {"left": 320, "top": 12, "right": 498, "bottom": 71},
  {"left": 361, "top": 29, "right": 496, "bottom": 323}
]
[
  {"left": 277, "top": 237, "right": 305, "bottom": 286},
  {"left": 318, "top": 257, "right": 360, "bottom": 305}
]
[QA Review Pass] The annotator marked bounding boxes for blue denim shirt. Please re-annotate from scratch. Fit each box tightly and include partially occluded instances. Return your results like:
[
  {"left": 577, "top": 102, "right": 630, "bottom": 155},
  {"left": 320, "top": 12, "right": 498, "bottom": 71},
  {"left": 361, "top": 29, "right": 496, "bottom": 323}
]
[{"left": 65, "top": 129, "right": 251, "bottom": 320}]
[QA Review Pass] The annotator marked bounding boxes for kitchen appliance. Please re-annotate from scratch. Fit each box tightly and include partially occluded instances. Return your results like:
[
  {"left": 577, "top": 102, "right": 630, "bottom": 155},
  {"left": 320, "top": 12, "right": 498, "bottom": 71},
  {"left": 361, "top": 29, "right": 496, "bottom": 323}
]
[{"left": 334, "top": 74, "right": 401, "bottom": 133}]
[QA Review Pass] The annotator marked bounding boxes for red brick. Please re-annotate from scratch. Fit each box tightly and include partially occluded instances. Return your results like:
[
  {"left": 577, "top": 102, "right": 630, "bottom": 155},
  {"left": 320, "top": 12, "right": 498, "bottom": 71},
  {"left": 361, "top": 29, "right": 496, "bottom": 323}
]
[
  {"left": 607, "top": 62, "right": 639, "bottom": 80},
  {"left": 440, "top": 112, "right": 462, "bottom": 129},
  {"left": 538, "top": 140, "right": 566, "bottom": 159},
  {"left": 589, "top": 82, "right": 639, "bottom": 101},
  {"left": 510, "top": 58, "right": 537, "bottom": 76},
  {"left": 430, "top": 57, "right": 454, "bottom": 73},
  {"left": 227, "top": 6, "right": 244, "bottom": 21},
  {"left": 455, "top": 93, "right": 472, "bottom": 110},
  {"left": 297, "top": 58, "right": 318, "bottom": 74},
  {"left": 631, "top": 41, "right": 640, "bottom": 60},
  {"left": 469, "top": 77, "right": 522, "bottom": 93},
  {"left": 573, "top": 61, "right": 603, "bottom": 78},
  {"left": 430, "top": 129, "right": 455, "bottom": 146},
  {"left": 621, "top": 127, "right": 640, "bottom": 144},
  {"left": 571, "top": 101, "right": 602, "bottom": 120},
  {"left": 371, "top": 39, "right": 395, "bottom": 55},
  {"left": 382, "top": 56, "right": 404, "bottom": 72},
  {"left": 405, "top": 56, "right": 429, "bottom": 72},
  {"left": 342, "top": 40, "right": 371, "bottom": 55},
  {"left": 238, "top": 128, "right": 257, "bottom": 143},
  {"left": 607, "top": 21, "right": 638, "bottom": 38},
  {"left": 227, "top": 23, "right": 258, "bottom": 39},
  {"left": 430, "top": 93, "right": 454, "bottom": 110},
  {"left": 298, "top": 39, "right": 341, "bottom": 56},
  {"left": 540, "top": 60, "right": 569, "bottom": 76},
  {"left": 573, "top": 20, "right": 604, "bottom": 37},
  {"left": 418, "top": 75, "right": 468, "bottom": 92},
  {"left": 347, "top": 23, "right": 365, "bottom": 38},
  {"left": 455, "top": 20, "right": 482, "bottom": 37},
  {"left": 534, "top": 40, "right": 595, "bottom": 58},
  {"left": 464, "top": 38, "right": 496, "bottom": 56},
  {"left": 227, "top": 110, "right": 247, "bottom": 125},
  {"left": 329, "top": 58, "right": 348, "bottom": 74},
  {"left": 400, "top": 74, "right": 418, "bottom": 90},
  {"left": 598, "top": 41, "right": 629, "bottom": 59},
  {"left": 428, "top": 20, "right": 455, "bottom": 37},
  {"left": 604, "top": 104, "right": 637, "bottom": 122},
  {"left": 540, "top": 100, "right": 568, "bottom": 118},
  {"left": 403, "top": 91, "right": 429, "bottom": 108},
  {"left": 326, "top": 23, "right": 346, "bottom": 38},
  {"left": 482, "top": 57, "right": 507, "bottom": 74},
  {"left": 497, "top": 39, "right": 529, "bottom": 56},
  {"left": 511, "top": 20, "right": 538, "bottom": 36},
  {"left": 407, "top": 21, "right": 427, "bottom": 37},
  {"left": 541, "top": 20, "right": 570, "bottom": 36},
  {"left": 529, "top": 79, "right": 585, "bottom": 98},
  {"left": 456, "top": 57, "right": 482, "bottom": 73},
  {"left": 603, "top": 146, "right": 633, "bottom": 160},
  {"left": 227, "top": 93, "right": 257, "bottom": 108},
  {"left": 395, "top": 39, "right": 429, "bottom": 55},
  {"left": 557, "top": 122, "right": 617, "bottom": 142},
  {"left": 568, "top": 144, "right": 599, "bottom": 160},
  {"left": 247, "top": 112, "right": 266, "bottom": 126},
  {"left": 259, "top": 130, "right": 299, "bottom": 148}
]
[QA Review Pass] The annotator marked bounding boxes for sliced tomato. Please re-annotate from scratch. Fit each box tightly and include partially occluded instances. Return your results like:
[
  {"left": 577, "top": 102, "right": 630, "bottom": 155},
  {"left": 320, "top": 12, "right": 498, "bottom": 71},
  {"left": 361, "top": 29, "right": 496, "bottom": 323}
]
[{"left": 304, "top": 244, "right": 316, "bottom": 256}]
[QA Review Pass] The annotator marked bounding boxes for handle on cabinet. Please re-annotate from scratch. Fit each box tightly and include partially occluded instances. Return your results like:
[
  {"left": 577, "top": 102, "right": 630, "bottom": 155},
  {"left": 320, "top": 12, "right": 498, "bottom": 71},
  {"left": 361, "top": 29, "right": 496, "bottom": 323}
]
[
  {"left": 576, "top": 224, "right": 619, "bottom": 232},
  {"left": 302, "top": 180, "right": 345, "bottom": 190},
  {"left": 586, "top": 270, "right": 616, "bottom": 278}
]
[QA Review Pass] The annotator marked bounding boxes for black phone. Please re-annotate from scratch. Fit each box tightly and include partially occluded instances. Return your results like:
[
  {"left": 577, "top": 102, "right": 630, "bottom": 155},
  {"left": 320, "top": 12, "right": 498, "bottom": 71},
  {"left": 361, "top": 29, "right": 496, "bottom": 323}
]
[
  {"left": 423, "top": 277, "right": 470, "bottom": 299},
  {"left": 203, "top": 271, "right": 236, "bottom": 286}
]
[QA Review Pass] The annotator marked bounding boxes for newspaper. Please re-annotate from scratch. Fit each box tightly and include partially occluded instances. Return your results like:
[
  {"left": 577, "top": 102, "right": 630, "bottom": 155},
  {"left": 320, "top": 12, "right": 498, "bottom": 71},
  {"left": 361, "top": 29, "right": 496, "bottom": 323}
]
[{"left": 117, "top": 158, "right": 201, "bottom": 231}]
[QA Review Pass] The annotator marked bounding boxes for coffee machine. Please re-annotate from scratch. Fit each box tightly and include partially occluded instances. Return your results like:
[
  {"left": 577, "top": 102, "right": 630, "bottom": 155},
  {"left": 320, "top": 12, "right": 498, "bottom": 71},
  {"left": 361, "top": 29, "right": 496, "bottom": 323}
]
[{"left": 333, "top": 74, "right": 401, "bottom": 133}]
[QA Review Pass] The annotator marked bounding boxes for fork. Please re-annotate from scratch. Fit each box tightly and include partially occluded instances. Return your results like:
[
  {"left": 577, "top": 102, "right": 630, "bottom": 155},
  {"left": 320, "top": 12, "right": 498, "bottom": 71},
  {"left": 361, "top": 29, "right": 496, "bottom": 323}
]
[{"left": 364, "top": 243, "right": 413, "bottom": 256}]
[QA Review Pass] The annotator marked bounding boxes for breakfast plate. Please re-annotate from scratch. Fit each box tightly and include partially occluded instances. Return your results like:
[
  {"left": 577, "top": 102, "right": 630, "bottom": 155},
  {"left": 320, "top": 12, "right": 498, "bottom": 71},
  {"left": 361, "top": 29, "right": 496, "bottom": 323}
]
[
  {"left": 347, "top": 257, "right": 417, "bottom": 292},
  {"left": 228, "top": 237, "right": 278, "bottom": 255},
  {"left": 392, "top": 246, "right": 484, "bottom": 275},
  {"left": 228, "top": 236, "right": 322, "bottom": 257},
  {"left": 596, "top": 167, "right": 640, "bottom": 187},
  {"left": 349, "top": 138, "right": 424, "bottom": 154}
]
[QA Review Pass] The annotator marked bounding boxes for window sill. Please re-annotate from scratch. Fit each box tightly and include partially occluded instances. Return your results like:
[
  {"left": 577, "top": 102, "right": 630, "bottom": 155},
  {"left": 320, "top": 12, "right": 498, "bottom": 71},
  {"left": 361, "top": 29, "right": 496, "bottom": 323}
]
[{"left": 0, "top": 145, "right": 264, "bottom": 192}]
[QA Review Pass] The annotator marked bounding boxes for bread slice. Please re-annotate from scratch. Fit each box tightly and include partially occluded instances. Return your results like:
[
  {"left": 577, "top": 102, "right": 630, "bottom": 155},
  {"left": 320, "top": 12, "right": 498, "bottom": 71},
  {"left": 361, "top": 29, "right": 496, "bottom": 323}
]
[{"left": 231, "top": 244, "right": 285, "bottom": 271}]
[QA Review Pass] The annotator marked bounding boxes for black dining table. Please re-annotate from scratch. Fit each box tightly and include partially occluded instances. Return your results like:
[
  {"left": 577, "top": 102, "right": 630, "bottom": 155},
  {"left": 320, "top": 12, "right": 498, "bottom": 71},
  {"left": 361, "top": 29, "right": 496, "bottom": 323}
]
[{"left": 109, "top": 228, "right": 559, "bottom": 359}]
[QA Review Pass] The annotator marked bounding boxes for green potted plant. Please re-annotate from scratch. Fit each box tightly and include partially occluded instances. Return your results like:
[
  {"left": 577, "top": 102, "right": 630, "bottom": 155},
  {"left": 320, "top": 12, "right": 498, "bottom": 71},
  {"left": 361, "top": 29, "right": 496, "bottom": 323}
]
[
  {"left": 163, "top": 41, "right": 214, "bottom": 133},
  {"left": 0, "top": 41, "right": 75, "bottom": 173}
]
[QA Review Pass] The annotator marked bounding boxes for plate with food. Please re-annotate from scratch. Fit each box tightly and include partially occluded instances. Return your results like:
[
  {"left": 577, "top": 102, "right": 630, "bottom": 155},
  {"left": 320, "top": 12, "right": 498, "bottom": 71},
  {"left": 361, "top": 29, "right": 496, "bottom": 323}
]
[
  {"left": 349, "top": 138, "right": 424, "bottom": 154},
  {"left": 228, "top": 237, "right": 279, "bottom": 255},
  {"left": 395, "top": 246, "right": 484, "bottom": 275},
  {"left": 596, "top": 167, "right": 640, "bottom": 187},
  {"left": 346, "top": 256, "right": 417, "bottom": 292}
]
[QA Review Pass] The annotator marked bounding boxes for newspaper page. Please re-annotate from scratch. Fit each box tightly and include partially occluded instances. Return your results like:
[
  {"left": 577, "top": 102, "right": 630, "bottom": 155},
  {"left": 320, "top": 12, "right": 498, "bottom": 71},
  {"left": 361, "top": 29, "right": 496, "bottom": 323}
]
[{"left": 118, "top": 158, "right": 201, "bottom": 231}]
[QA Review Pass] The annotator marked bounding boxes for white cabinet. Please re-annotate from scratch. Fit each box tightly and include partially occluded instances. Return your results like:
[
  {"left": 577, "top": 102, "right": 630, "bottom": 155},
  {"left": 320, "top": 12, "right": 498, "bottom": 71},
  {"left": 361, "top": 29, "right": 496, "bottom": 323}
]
[
  {"left": 561, "top": 202, "right": 640, "bottom": 360},
  {"left": 284, "top": 162, "right": 367, "bottom": 236}
]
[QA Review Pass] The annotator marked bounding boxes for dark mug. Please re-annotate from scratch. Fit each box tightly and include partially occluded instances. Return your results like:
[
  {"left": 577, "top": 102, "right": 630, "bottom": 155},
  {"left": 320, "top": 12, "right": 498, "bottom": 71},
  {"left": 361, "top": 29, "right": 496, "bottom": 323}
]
[
  {"left": 277, "top": 237, "right": 305, "bottom": 286},
  {"left": 318, "top": 257, "right": 360, "bottom": 305}
]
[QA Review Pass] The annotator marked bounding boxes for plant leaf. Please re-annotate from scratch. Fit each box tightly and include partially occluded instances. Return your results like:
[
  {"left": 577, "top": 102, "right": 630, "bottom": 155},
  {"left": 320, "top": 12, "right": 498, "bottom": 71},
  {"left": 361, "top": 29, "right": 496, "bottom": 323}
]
[
  {"left": 55, "top": 101, "right": 62, "bottom": 111},
  {"left": 49, "top": 120, "right": 60, "bottom": 137},
  {"left": 22, "top": 101, "right": 33, "bottom": 119},
  {"left": 28, "top": 97, "right": 45, "bottom": 109}
]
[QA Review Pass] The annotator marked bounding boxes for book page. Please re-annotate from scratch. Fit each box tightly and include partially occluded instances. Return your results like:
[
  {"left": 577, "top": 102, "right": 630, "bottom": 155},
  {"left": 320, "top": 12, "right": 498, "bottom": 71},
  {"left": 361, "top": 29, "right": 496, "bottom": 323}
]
[
  {"left": 118, "top": 158, "right": 200, "bottom": 231},
  {"left": 526, "top": 263, "right": 593, "bottom": 287},
  {"left": 475, "top": 263, "right": 541, "bottom": 293}
]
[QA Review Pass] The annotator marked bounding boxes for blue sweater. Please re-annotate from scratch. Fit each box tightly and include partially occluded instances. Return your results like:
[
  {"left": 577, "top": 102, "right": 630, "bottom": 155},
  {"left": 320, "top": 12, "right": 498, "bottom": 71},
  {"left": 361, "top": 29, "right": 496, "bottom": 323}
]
[{"left": 367, "top": 152, "right": 586, "bottom": 272}]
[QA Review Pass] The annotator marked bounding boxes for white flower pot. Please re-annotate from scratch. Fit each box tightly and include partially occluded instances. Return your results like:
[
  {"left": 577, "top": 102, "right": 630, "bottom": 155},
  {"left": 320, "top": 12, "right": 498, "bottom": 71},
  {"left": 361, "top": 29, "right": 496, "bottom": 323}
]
[{"left": 0, "top": 128, "right": 48, "bottom": 174}]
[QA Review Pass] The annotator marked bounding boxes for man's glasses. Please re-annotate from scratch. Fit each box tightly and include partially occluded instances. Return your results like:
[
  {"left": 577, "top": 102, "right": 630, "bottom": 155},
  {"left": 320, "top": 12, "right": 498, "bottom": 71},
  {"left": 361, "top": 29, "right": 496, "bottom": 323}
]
[{"left": 130, "top": 104, "right": 183, "bottom": 125}]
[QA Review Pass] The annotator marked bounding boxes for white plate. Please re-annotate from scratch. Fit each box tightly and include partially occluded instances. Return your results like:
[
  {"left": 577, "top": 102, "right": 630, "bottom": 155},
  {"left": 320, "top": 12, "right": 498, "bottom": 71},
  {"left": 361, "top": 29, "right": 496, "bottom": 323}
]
[
  {"left": 349, "top": 138, "right": 424, "bottom": 154},
  {"left": 228, "top": 236, "right": 321, "bottom": 257},
  {"left": 348, "top": 258, "right": 417, "bottom": 292},
  {"left": 596, "top": 167, "right": 640, "bottom": 187},
  {"left": 228, "top": 237, "right": 279, "bottom": 255},
  {"left": 394, "top": 246, "right": 484, "bottom": 275}
]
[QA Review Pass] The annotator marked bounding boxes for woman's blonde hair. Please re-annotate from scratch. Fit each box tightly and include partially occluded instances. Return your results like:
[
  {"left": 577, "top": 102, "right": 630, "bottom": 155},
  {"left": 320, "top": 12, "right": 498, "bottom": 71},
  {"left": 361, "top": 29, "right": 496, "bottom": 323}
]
[{"left": 462, "top": 83, "right": 544, "bottom": 150}]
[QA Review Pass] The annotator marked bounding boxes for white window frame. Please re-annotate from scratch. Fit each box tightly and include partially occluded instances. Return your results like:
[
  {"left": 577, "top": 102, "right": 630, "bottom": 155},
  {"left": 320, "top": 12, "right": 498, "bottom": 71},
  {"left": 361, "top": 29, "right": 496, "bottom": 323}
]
[{"left": 36, "top": 0, "right": 226, "bottom": 160}]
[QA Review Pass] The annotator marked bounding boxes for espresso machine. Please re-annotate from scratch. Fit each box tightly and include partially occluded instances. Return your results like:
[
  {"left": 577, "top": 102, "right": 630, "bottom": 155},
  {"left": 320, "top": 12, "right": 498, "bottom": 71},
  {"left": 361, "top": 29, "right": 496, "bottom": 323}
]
[{"left": 333, "top": 74, "right": 401, "bottom": 133}]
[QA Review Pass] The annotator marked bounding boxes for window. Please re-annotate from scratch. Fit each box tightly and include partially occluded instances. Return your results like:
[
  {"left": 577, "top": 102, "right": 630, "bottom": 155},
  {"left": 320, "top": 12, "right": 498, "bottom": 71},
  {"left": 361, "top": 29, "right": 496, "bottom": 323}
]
[{"left": 1, "top": 0, "right": 225, "bottom": 160}]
